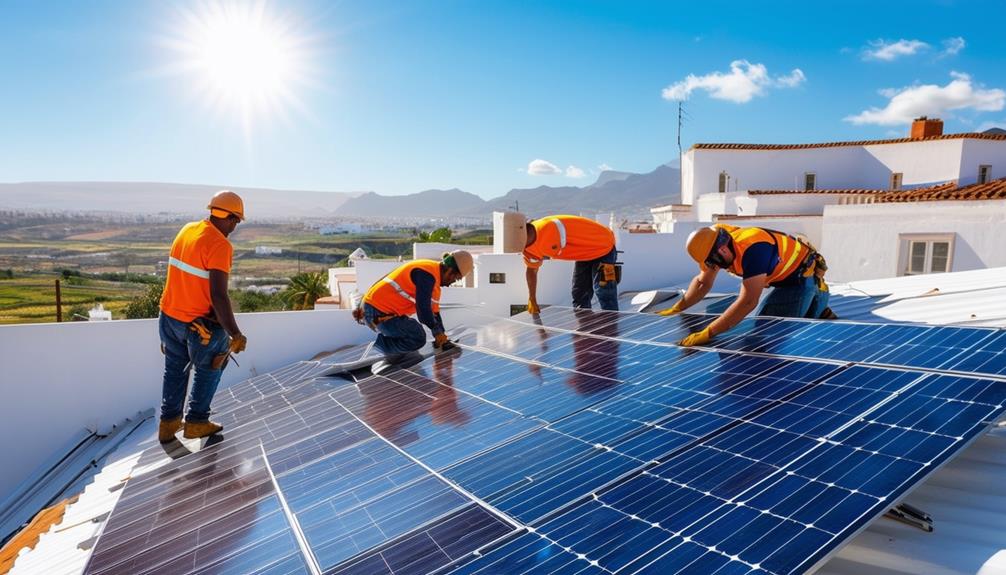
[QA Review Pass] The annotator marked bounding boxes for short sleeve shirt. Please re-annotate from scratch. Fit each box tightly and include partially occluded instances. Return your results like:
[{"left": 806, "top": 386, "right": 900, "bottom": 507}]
[{"left": 160, "top": 220, "right": 233, "bottom": 322}]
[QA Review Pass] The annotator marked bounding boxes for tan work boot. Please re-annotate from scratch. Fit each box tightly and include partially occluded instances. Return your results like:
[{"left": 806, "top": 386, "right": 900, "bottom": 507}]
[
  {"left": 158, "top": 417, "right": 182, "bottom": 443},
  {"left": 183, "top": 420, "right": 224, "bottom": 439}
]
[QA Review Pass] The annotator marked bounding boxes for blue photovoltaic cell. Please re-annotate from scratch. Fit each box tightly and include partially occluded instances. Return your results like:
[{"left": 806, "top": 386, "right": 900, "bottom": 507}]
[{"left": 88, "top": 307, "right": 1006, "bottom": 575}]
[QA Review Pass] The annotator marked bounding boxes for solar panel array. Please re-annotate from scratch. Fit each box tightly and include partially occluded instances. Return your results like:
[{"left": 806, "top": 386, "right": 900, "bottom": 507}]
[{"left": 85, "top": 309, "right": 1006, "bottom": 575}]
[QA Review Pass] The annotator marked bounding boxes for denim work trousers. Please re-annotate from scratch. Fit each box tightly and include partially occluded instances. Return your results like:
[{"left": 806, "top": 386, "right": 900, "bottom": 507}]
[
  {"left": 571, "top": 247, "right": 619, "bottom": 311},
  {"left": 759, "top": 275, "right": 830, "bottom": 319},
  {"left": 364, "top": 303, "right": 427, "bottom": 355},
  {"left": 159, "top": 313, "right": 230, "bottom": 422}
]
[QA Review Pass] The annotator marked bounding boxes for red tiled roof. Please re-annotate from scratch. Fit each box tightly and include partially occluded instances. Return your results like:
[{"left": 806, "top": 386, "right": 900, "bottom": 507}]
[
  {"left": 748, "top": 189, "right": 884, "bottom": 195},
  {"left": 875, "top": 177, "right": 1006, "bottom": 203},
  {"left": 714, "top": 214, "right": 820, "bottom": 220},
  {"left": 692, "top": 132, "right": 1006, "bottom": 151}
]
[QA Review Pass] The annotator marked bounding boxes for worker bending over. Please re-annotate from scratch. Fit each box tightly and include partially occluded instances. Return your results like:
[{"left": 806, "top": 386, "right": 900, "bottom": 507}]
[
  {"left": 503, "top": 213, "right": 619, "bottom": 313},
  {"left": 158, "top": 190, "right": 247, "bottom": 442},
  {"left": 666, "top": 224, "right": 832, "bottom": 346},
  {"left": 353, "top": 251, "right": 474, "bottom": 361}
]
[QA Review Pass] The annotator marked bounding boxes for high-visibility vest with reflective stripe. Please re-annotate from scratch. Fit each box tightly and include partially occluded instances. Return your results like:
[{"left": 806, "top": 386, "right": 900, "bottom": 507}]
[
  {"left": 160, "top": 220, "right": 233, "bottom": 323},
  {"left": 363, "top": 260, "right": 442, "bottom": 317},
  {"left": 523, "top": 215, "right": 615, "bottom": 267},
  {"left": 715, "top": 224, "right": 813, "bottom": 286}
]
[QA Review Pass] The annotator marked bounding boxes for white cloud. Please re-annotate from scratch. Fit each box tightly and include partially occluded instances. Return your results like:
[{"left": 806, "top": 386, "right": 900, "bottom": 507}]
[
  {"left": 942, "top": 36, "right": 966, "bottom": 56},
  {"left": 863, "top": 39, "right": 929, "bottom": 61},
  {"left": 527, "top": 159, "right": 561, "bottom": 176},
  {"left": 565, "top": 165, "right": 585, "bottom": 178},
  {"left": 661, "top": 60, "right": 805, "bottom": 103},
  {"left": 598, "top": 163, "right": 613, "bottom": 172},
  {"left": 845, "top": 72, "right": 1006, "bottom": 126}
]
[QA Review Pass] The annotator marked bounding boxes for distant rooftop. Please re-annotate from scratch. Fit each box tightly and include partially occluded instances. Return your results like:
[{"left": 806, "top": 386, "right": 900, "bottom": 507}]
[
  {"left": 875, "top": 176, "right": 1006, "bottom": 203},
  {"left": 691, "top": 132, "right": 1006, "bottom": 151}
]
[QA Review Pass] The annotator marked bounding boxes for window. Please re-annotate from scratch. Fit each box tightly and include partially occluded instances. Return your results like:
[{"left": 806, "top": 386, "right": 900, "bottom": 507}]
[
  {"left": 489, "top": 272, "right": 506, "bottom": 284},
  {"left": 890, "top": 172, "right": 903, "bottom": 190},
  {"left": 979, "top": 164, "right": 991, "bottom": 184},
  {"left": 804, "top": 172, "right": 816, "bottom": 191},
  {"left": 718, "top": 172, "right": 728, "bottom": 194},
  {"left": 899, "top": 234, "right": 954, "bottom": 275}
]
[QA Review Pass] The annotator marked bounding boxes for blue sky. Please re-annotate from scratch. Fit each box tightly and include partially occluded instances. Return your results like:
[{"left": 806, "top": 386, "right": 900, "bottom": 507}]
[{"left": 1, "top": 0, "right": 1005, "bottom": 198}]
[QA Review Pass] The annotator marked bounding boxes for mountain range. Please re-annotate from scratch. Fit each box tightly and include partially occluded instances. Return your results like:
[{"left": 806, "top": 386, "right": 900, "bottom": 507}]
[{"left": 0, "top": 161, "right": 680, "bottom": 220}]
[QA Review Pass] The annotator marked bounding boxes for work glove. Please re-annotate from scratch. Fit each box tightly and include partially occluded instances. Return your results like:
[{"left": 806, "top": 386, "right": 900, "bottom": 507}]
[
  {"left": 657, "top": 301, "right": 684, "bottom": 317},
  {"left": 229, "top": 333, "right": 248, "bottom": 354},
  {"left": 433, "top": 332, "right": 455, "bottom": 351},
  {"left": 352, "top": 307, "right": 364, "bottom": 324},
  {"left": 679, "top": 327, "right": 712, "bottom": 347},
  {"left": 527, "top": 299, "right": 541, "bottom": 315}
]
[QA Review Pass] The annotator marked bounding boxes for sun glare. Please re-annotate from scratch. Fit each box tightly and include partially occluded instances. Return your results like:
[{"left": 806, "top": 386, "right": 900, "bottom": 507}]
[{"left": 163, "top": 1, "right": 313, "bottom": 130}]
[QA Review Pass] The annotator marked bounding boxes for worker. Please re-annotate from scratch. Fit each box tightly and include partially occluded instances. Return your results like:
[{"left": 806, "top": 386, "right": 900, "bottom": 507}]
[
  {"left": 158, "top": 190, "right": 247, "bottom": 443},
  {"left": 664, "top": 224, "right": 832, "bottom": 347},
  {"left": 503, "top": 213, "right": 619, "bottom": 313},
  {"left": 353, "top": 251, "right": 474, "bottom": 362}
]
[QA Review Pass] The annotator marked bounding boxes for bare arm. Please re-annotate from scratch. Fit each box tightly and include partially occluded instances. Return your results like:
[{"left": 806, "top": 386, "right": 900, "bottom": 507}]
[
  {"left": 525, "top": 267, "right": 539, "bottom": 303},
  {"left": 708, "top": 274, "right": 765, "bottom": 336},
  {"left": 677, "top": 267, "right": 719, "bottom": 311},
  {"left": 209, "top": 269, "right": 241, "bottom": 337}
]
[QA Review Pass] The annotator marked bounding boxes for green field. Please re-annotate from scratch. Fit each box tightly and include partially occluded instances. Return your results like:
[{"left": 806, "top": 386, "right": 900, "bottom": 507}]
[{"left": 0, "top": 215, "right": 491, "bottom": 324}]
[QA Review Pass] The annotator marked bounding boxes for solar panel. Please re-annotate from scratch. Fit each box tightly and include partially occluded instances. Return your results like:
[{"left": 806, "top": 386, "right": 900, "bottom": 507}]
[{"left": 85, "top": 308, "right": 1006, "bottom": 575}]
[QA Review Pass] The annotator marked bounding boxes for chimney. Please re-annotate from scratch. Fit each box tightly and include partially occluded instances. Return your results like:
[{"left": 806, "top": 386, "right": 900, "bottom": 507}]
[{"left": 910, "top": 116, "right": 943, "bottom": 139}]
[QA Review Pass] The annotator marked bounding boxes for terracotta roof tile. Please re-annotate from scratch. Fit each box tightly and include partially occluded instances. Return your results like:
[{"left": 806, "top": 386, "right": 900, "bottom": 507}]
[
  {"left": 748, "top": 189, "right": 884, "bottom": 195},
  {"left": 692, "top": 132, "right": 1006, "bottom": 151},
  {"left": 714, "top": 214, "right": 820, "bottom": 220},
  {"left": 875, "top": 177, "right": 1006, "bottom": 203}
]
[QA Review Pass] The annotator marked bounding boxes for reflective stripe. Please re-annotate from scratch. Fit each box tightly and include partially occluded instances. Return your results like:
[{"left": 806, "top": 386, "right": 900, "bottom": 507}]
[
  {"left": 383, "top": 277, "right": 416, "bottom": 303},
  {"left": 776, "top": 234, "right": 804, "bottom": 277},
  {"left": 548, "top": 218, "right": 567, "bottom": 254},
  {"left": 169, "top": 256, "right": 210, "bottom": 279},
  {"left": 526, "top": 256, "right": 542, "bottom": 264}
]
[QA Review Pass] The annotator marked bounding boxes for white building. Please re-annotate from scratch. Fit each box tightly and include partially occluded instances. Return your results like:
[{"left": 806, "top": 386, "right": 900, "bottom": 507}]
[
  {"left": 652, "top": 118, "right": 1006, "bottom": 281},
  {"left": 253, "top": 245, "right": 283, "bottom": 255}
]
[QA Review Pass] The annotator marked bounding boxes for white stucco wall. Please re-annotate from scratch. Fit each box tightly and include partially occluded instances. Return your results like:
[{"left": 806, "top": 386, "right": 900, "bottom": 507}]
[
  {"left": 960, "top": 139, "right": 1006, "bottom": 186},
  {"left": 745, "top": 194, "right": 862, "bottom": 216},
  {"left": 682, "top": 140, "right": 983, "bottom": 205},
  {"left": 0, "top": 309, "right": 371, "bottom": 500},
  {"left": 821, "top": 200, "right": 1006, "bottom": 281}
]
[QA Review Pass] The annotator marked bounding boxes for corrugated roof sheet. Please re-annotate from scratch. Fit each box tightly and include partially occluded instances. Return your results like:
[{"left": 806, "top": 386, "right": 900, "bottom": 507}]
[{"left": 692, "top": 132, "right": 1006, "bottom": 151}]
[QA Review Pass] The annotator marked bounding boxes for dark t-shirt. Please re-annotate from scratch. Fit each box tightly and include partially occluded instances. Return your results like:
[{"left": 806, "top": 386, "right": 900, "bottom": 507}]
[
  {"left": 740, "top": 242, "right": 801, "bottom": 286},
  {"left": 410, "top": 268, "right": 445, "bottom": 334}
]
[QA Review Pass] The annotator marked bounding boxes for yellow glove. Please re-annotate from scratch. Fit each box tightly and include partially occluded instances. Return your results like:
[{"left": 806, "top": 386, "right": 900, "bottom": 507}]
[
  {"left": 229, "top": 333, "right": 247, "bottom": 354},
  {"left": 527, "top": 299, "right": 541, "bottom": 315},
  {"left": 679, "top": 327, "right": 712, "bottom": 347},
  {"left": 433, "top": 332, "right": 453, "bottom": 350},
  {"left": 657, "top": 301, "right": 684, "bottom": 316}
]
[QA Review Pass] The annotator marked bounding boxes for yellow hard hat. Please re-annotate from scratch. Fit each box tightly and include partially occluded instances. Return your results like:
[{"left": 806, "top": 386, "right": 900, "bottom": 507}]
[
  {"left": 447, "top": 250, "right": 474, "bottom": 277},
  {"left": 686, "top": 227, "right": 720, "bottom": 269},
  {"left": 207, "top": 190, "right": 245, "bottom": 221}
]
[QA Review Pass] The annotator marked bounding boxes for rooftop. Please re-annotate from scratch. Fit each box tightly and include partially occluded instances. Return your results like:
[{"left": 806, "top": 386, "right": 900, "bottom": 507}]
[
  {"left": 691, "top": 132, "right": 1006, "bottom": 151},
  {"left": 875, "top": 177, "right": 1006, "bottom": 203}
]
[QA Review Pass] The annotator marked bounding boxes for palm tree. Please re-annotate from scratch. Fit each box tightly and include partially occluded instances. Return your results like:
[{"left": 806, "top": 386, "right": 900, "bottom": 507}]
[{"left": 283, "top": 271, "right": 329, "bottom": 310}]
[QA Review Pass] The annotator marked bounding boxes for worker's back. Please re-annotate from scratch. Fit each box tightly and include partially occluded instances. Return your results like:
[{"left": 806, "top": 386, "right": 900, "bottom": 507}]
[
  {"left": 160, "top": 220, "right": 233, "bottom": 322},
  {"left": 524, "top": 215, "right": 615, "bottom": 266}
]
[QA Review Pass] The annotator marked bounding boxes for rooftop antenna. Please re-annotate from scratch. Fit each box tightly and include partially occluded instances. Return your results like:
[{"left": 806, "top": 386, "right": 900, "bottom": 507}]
[
  {"left": 677, "top": 100, "right": 691, "bottom": 205},
  {"left": 510, "top": 200, "right": 519, "bottom": 212}
]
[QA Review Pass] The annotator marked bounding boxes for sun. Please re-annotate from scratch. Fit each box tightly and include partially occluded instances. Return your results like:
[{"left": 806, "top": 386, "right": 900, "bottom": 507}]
[{"left": 162, "top": 1, "right": 313, "bottom": 130}]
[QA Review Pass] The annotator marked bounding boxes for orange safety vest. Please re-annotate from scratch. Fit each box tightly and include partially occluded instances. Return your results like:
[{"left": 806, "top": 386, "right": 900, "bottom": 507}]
[
  {"left": 363, "top": 260, "right": 442, "bottom": 317},
  {"left": 714, "top": 224, "right": 814, "bottom": 286},
  {"left": 523, "top": 215, "right": 615, "bottom": 268},
  {"left": 160, "top": 220, "right": 233, "bottom": 323}
]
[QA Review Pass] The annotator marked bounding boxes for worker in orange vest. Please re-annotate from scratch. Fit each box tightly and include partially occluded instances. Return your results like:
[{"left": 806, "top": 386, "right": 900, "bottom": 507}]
[
  {"left": 503, "top": 213, "right": 619, "bottom": 313},
  {"left": 158, "top": 191, "right": 247, "bottom": 443},
  {"left": 664, "top": 224, "right": 833, "bottom": 347},
  {"left": 353, "top": 251, "right": 474, "bottom": 361}
]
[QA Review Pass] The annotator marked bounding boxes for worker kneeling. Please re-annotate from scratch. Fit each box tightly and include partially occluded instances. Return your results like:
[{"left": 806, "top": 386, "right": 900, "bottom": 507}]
[
  {"left": 668, "top": 224, "right": 832, "bottom": 347},
  {"left": 354, "top": 251, "right": 474, "bottom": 361},
  {"left": 504, "top": 213, "right": 619, "bottom": 313}
]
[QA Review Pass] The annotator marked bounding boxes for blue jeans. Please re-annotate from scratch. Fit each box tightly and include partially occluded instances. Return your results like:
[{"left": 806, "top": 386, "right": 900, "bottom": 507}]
[
  {"left": 571, "top": 247, "right": 619, "bottom": 311},
  {"left": 759, "top": 276, "right": 830, "bottom": 319},
  {"left": 364, "top": 303, "right": 427, "bottom": 355},
  {"left": 159, "top": 313, "right": 230, "bottom": 422}
]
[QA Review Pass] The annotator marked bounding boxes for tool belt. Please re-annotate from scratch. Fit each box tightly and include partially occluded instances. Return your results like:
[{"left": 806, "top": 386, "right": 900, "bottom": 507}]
[
  {"left": 188, "top": 316, "right": 220, "bottom": 346},
  {"left": 366, "top": 308, "right": 400, "bottom": 331}
]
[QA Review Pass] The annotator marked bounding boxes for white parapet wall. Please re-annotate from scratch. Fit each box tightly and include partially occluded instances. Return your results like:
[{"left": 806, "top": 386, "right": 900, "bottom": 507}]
[{"left": 0, "top": 309, "right": 372, "bottom": 499}]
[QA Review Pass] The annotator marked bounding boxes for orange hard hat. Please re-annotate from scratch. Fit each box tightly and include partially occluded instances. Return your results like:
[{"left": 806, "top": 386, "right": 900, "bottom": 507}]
[
  {"left": 207, "top": 190, "right": 245, "bottom": 221},
  {"left": 686, "top": 227, "right": 719, "bottom": 269}
]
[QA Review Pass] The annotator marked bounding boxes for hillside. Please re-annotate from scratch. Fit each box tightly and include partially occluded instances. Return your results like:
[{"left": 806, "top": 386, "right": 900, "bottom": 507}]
[{"left": 337, "top": 188, "right": 486, "bottom": 217}]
